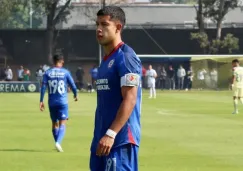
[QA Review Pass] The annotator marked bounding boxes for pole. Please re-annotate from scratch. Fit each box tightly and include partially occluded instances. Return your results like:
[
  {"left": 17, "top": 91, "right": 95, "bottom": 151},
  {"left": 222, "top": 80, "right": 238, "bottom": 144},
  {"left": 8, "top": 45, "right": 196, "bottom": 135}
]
[{"left": 98, "top": 0, "right": 102, "bottom": 64}]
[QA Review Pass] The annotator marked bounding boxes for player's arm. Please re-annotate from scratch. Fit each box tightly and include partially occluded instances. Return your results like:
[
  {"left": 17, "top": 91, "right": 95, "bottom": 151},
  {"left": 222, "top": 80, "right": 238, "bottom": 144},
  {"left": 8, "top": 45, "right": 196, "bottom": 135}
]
[
  {"left": 40, "top": 73, "right": 47, "bottom": 111},
  {"left": 109, "top": 85, "right": 137, "bottom": 134},
  {"left": 231, "top": 68, "right": 236, "bottom": 85},
  {"left": 67, "top": 72, "right": 78, "bottom": 101},
  {"left": 153, "top": 70, "right": 157, "bottom": 78},
  {"left": 109, "top": 56, "right": 140, "bottom": 134}
]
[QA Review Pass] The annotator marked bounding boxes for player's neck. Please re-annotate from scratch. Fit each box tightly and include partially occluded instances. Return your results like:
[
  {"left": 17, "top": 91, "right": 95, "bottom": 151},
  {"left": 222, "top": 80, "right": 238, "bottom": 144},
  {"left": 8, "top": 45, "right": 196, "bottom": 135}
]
[
  {"left": 103, "top": 39, "right": 123, "bottom": 56},
  {"left": 54, "top": 64, "right": 63, "bottom": 68}
]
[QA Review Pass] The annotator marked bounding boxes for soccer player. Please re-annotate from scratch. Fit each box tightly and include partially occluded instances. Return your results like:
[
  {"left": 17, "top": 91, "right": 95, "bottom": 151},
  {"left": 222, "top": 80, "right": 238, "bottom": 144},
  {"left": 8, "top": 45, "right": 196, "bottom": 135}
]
[
  {"left": 146, "top": 64, "right": 157, "bottom": 98},
  {"left": 40, "top": 54, "right": 78, "bottom": 152},
  {"left": 90, "top": 6, "right": 142, "bottom": 171},
  {"left": 231, "top": 59, "right": 243, "bottom": 114}
]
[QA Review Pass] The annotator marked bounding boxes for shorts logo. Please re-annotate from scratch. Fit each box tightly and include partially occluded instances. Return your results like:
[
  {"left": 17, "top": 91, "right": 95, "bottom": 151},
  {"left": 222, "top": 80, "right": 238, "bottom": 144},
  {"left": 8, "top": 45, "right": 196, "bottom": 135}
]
[
  {"left": 108, "top": 59, "right": 115, "bottom": 68},
  {"left": 125, "top": 73, "right": 139, "bottom": 86}
]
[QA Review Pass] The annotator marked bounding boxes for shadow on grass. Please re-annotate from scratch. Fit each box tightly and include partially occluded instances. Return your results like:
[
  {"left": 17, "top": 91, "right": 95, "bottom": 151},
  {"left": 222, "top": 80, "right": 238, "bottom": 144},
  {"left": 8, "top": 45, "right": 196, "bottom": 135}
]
[{"left": 0, "top": 149, "right": 53, "bottom": 152}]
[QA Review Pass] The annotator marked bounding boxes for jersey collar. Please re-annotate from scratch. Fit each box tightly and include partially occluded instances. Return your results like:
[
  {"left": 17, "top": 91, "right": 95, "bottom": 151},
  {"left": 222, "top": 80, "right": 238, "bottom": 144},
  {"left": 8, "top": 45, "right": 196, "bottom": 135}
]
[{"left": 103, "top": 42, "right": 124, "bottom": 61}]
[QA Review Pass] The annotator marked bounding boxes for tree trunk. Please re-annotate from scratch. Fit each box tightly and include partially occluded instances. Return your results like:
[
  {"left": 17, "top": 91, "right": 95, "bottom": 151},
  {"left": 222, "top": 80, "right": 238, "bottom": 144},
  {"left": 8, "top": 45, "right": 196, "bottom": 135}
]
[
  {"left": 45, "top": 2, "right": 57, "bottom": 64},
  {"left": 198, "top": 0, "right": 204, "bottom": 33},
  {"left": 103, "top": 0, "right": 106, "bottom": 8},
  {"left": 46, "top": 27, "right": 54, "bottom": 64},
  {"left": 217, "top": 0, "right": 225, "bottom": 39},
  {"left": 216, "top": 20, "right": 222, "bottom": 39}
]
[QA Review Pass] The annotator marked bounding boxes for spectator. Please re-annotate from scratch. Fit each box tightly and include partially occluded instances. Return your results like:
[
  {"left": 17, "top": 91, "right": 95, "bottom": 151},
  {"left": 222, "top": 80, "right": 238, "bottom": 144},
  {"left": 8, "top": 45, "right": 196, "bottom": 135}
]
[
  {"left": 23, "top": 68, "right": 31, "bottom": 81},
  {"left": 43, "top": 64, "right": 50, "bottom": 72},
  {"left": 186, "top": 66, "right": 193, "bottom": 91},
  {"left": 5, "top": 66, "right": 13, "bottom": 81},
  {"left": 17, "top": 66, "right": 24, "bottom": 81},
  {"left": 36, "top": 65, "right": 44, "bottom": 85},
  {"left": 0, "top": 67, "right": 6, "bottom": 81},
  {"left": 159, "top": 66, "right": 167, "bottom": 90},
  {"left": 177, "top": 65, "right": 186, "bottom": 90},
  {"left": 210, "top": 68, "right": 218, "bottom": 89},
  {"left": 89, "top": 65, "right": 98, "bottom": 89},
  {"left": 197, "top": 68, "right": 207, "bottom": 90},
  {"left": 167, "top": 65, "right": 175, "bottom": 90},
  {"left": 76, "top": 67, "right": 84, "bottom": 90}
]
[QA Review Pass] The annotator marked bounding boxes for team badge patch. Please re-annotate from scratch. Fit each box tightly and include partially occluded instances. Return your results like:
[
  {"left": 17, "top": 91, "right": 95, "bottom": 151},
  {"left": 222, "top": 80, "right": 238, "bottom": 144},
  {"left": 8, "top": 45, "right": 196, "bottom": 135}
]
[
  {"left": 125, "top": 73, "right": 139, "bottom": 86},
  {"left": 108, "top": 59, "right": 115, "bottom": 68}
]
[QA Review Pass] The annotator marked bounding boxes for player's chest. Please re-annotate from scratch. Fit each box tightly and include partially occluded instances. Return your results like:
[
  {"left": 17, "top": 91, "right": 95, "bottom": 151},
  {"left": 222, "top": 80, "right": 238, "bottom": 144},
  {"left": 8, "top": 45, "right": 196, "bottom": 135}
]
[{"left": 96, "top": 59, "right": 119, "bottom": 90}]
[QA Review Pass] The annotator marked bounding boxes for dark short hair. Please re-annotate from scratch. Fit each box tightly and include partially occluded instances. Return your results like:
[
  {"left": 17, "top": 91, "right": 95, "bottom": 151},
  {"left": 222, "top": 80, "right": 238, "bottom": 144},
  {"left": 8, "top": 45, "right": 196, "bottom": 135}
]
[
  {"left": 232, "top": 59, "right": 239, "bottom": 64},
  {"left": 97, "top": 6, "right": 126, "bottom": 29},
  {"left": 53, "top": 54, "right": 64, "bottom": 64}
]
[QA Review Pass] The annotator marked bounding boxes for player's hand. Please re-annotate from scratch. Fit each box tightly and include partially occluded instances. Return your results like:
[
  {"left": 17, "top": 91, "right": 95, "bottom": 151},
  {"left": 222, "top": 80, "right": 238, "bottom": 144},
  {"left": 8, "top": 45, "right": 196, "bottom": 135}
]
[
  {"left": 40, "top": 102, "right": 45, "bottom": 111},
  {"left": 96, "top": 135, "right": 114, "bottom": 156}
]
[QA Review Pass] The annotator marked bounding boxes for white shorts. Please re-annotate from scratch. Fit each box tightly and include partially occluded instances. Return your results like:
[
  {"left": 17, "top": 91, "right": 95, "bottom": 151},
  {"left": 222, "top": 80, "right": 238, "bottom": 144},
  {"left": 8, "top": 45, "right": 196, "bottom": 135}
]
[
  {"left": 233, "top": 87, "right": 243, "bottom": 97},
  {"left": 148, "top": 81, "right": 155, "bottom": 88}
]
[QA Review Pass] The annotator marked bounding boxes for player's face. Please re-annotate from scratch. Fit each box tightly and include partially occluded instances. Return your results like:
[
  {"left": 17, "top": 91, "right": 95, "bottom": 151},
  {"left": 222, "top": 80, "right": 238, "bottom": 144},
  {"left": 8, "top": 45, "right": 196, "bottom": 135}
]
[
  {"left": 96, "top": 15, "right": 122, "bottom": 46},
  {"left": 232, "top": 62, "right": 238, "bottom": 67}
]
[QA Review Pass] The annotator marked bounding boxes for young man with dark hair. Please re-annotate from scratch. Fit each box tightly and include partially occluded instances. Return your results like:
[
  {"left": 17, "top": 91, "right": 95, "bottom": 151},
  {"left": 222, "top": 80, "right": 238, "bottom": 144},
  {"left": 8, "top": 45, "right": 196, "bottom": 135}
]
[
  {"left": 231, "top": 59, "right": 243, "bottom": 114},
  {"left": 40, "top": 54, "right": 78, "bottom": 152},
  {"left": 90, "top": 6, "right": 142, "bottom": 171}
]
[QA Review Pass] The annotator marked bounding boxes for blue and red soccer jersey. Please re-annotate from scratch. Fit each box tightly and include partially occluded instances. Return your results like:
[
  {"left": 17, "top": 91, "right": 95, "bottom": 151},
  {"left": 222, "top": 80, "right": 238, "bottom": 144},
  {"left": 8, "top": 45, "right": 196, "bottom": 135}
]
[
  {"left": 90, "top": 42, "right": 142, "bottom": 171},
  {"left": 40, "top": 67, "right": 77, "bottom": 121}
]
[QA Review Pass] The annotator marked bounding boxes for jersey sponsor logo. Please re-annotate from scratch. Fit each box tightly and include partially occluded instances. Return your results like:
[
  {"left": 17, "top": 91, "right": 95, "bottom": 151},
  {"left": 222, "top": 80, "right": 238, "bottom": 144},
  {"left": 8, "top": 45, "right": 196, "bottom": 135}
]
[
  {"left": 48, "top": 72, "right": 65, "bottom": 78},
  {"left": 108, "top": 59, "right": 115, "bottom": 68},
  {"left": 96, "top": 79, "right": 110, "bottom": 90},
  {"left": 125, "top": 73, "right": 139, "bottom": 86}
]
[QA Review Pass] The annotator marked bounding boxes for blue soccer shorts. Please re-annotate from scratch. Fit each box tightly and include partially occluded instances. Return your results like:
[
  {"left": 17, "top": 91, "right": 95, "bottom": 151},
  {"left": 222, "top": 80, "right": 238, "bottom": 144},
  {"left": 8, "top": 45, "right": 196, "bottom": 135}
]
[
  {"left": 90, "top": 144, "right": 139, "bottom": 171},
  {"left": 49, "top": 104, "right": 69, "bottom": 122}
]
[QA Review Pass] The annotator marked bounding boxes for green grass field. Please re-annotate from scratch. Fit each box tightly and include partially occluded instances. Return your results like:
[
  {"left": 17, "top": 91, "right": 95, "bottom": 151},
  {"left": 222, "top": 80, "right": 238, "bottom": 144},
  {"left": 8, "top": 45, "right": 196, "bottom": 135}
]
[{"left": 1, "top": 91, "right": 243, "bottom": 171}]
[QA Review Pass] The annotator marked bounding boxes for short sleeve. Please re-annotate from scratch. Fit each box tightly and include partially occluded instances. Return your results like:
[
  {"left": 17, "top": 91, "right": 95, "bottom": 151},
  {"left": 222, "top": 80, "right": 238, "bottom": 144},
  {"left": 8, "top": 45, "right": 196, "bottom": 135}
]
[
  {"left": 232, "top": 67, "right": 236, "bottom": 76},
  {"left": 118, "top": 52, "right": 142, "bottom": 87}
]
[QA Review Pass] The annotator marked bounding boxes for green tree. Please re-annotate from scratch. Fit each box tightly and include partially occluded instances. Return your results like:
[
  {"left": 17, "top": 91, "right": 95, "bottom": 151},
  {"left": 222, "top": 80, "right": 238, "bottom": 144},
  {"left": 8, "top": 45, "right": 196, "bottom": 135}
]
[
  {"left": 203, "top": 0, "right": 238, "bottom": 39},
  {"left": 191, "top": 0, "right": 239, "bottom": 54},
  {"left": 0, "top": 0, "right": 43, "bottom": 29},
  {"left": 32, "top": 0, "right": 72, "bottom": 63}
]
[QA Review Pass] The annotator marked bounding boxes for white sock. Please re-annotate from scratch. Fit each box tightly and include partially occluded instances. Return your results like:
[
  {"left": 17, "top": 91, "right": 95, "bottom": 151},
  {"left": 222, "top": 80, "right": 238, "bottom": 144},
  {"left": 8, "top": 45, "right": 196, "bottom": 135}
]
[
  {"left": 149, "top": 88, "right": 152, "bottom": 97},
  {"left": 152, "top": 87, "right": 156, "bottom": 98},
  {"left": 234, "top": 99, "right": 238, "bottom": 112}
]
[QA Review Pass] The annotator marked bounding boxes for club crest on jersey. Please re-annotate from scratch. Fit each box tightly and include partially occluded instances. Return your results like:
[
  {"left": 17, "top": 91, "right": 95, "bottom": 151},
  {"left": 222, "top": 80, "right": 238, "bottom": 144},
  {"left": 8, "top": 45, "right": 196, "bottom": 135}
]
[
  {"left": 108, "top": 59, "right": 115, "bottom": 68},
  {"left": 125, "top": 73, "right": 139, "bottom": 86}
]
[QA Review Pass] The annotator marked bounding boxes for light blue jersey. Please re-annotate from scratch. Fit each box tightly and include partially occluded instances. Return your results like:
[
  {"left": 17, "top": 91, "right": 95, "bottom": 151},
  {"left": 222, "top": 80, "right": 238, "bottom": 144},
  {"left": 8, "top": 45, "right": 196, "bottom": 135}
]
[{"left": 40, "top": 67, "right": 77, "bottom": 107}]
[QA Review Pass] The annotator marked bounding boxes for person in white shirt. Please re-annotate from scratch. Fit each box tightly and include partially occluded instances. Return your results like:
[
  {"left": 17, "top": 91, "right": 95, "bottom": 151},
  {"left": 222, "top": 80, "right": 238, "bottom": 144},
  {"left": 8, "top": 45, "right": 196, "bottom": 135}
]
[
  {"left": 36, "top": 65, "right": 44, "bottom": 85},
  {"left": 43, "top": 64, "right": 50, "bottom": 72},
  {"left": 17, "top": 65, "right": 24, "bottom": 81},
  {"left": 197, "top": 68, "right": 207, "bottom": 90},
  {"left": 146, "top": 65, "right": 157, "bottom": 98},
  {"left": 5, "top": 66, "right": 13, "bottom": 81},
  {"left": 210, "top": 68, "right": 218, "bottom": 89},
  {"left": 177, "top": 65, "right": 186, "bottom": 90}
]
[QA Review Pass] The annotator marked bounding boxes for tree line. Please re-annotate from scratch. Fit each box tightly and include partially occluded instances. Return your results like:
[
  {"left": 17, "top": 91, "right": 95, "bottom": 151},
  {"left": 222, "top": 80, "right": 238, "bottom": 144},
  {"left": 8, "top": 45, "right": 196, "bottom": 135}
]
[{"left": 0, "top": 0, "right": 242, "bottom": 62}]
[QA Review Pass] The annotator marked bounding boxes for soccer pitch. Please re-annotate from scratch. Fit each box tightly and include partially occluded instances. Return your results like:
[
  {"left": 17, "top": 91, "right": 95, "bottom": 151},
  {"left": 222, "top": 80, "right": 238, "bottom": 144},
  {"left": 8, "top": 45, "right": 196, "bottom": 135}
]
[{"left": 1, "top": 91, "right": 243, "bottom": 171}]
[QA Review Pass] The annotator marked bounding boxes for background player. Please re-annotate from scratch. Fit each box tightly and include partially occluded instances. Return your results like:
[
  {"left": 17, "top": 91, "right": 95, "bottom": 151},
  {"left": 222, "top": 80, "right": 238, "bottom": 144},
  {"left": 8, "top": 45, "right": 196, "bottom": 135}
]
[
  {"left": 90, "top": 6, "right": 142, "bottom": 171},
  {"left": 231, "top": 59, "right": 243, "bottom": 114},
  {"left": 146, "top": 64, "right": 157, "bottom": 98},
  {"left": 40, "top": 54, "right": 78, "bottom": 152}
]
